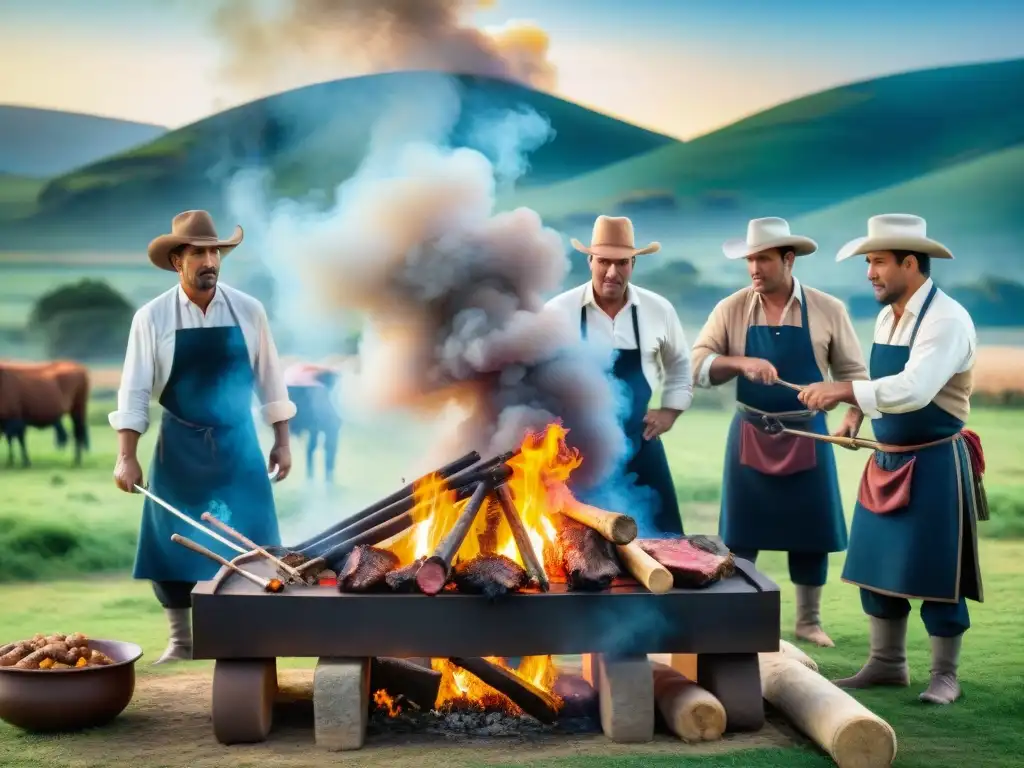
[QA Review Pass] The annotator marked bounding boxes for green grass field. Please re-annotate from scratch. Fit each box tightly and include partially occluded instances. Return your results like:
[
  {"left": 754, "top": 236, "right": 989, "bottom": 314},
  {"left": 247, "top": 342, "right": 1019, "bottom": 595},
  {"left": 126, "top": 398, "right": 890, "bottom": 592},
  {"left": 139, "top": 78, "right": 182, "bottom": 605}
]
[{"left": 1, "top": 400, "right": 1023, "bottom": 767}]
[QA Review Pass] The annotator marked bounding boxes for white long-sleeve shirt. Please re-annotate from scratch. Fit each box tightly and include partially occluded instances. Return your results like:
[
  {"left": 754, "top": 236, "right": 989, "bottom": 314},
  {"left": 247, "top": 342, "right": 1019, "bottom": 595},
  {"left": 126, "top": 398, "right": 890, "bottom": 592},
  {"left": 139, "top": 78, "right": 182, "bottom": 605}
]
[
  {"left": 852, "top": 278, "right": 976, "bottom": 419},
  {"left": 108, "top": 283, "right": 297, "bottom": 434},
  {"left": 545, "top": 282, "right": 694, "bottom": 411}
]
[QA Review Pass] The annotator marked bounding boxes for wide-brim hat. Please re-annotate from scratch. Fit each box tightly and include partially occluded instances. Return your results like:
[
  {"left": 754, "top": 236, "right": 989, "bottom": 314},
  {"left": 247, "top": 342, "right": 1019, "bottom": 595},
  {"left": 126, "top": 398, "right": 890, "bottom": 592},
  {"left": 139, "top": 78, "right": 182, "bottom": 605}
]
[
  {"left": 836, "top": 213, "right": 953, "bottom": 262},
  {"left": 722, "top": 217, "right": 817, "bottom": 260},
  {"left": 571, "top": 215, "right": 660, "bottom": 258},
  {"left": 148, "top": 209, "right": 243, "bottom": 271}
]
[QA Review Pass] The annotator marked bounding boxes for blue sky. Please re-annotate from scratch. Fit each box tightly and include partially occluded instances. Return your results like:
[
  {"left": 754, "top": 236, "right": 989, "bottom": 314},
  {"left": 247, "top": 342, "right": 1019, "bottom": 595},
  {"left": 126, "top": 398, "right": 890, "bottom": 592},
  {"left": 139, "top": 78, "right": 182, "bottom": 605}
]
[{"left": 2, "top": 0, "right": 1021, "bottom": 139}]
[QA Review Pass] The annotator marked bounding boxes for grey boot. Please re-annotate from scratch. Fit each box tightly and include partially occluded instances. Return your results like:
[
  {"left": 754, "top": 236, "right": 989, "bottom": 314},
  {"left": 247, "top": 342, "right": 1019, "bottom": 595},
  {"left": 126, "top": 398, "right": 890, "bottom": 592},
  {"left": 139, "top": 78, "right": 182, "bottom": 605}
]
[
  {"left": 794, "top": 585, "right": 835, "bottom": 647},
  {"left": 153, "top": 608, "right": 193, "bottom": 665},
  {"left": 919, "top": 634, "right": 962, "bottom": 704},
  {"left": 833, "top": 616, "right": 910, "bottom": 688}
]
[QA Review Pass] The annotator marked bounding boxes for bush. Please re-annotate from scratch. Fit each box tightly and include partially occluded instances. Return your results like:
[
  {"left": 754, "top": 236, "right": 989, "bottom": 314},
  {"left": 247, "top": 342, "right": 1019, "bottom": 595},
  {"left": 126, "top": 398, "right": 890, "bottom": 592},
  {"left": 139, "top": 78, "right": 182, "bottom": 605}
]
[
  {"left": 982, "top": 488, "right": 1024, "bottom": 540},
  {"left": 0, "top": 516, "right": 137, "bottom": 583},
  {"left": 28, "top": 279, "right": 134, "bottom": 361}
]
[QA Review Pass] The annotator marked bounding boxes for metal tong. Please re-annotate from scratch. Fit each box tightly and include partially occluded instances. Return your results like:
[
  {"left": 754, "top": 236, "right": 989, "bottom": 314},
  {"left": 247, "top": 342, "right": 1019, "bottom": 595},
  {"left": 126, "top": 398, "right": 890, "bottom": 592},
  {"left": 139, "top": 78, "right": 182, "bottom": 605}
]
[{"left": 761, "top": 415, "right": 876, "bottom": 451}]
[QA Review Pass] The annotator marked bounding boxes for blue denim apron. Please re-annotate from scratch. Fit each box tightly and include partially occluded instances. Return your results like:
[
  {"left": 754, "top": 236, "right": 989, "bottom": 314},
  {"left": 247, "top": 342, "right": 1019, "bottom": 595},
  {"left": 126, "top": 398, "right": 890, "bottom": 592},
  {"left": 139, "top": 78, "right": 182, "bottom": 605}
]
[
  {"left": 579, "top": 304, "right": 682, "bottom": 535},
  {"left": 719, "top": 292, "right": 847, "bottom": 553},
  {"left": 132, "top": 291, "right": 281, "bottom": 582},
  {"left": 841, "top": 284, "right": 983, "bottom": 603}
]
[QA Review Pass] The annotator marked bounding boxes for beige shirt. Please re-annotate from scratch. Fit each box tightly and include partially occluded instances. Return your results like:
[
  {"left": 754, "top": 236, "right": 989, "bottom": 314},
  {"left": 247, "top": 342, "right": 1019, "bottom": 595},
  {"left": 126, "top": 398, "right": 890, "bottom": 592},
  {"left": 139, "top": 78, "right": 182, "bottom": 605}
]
[
  {"left": 851, "top": 278, "right": 975, "bottom": 422},
  {"left": 692, "top": 278, "right": 868, "bottom": 389}
]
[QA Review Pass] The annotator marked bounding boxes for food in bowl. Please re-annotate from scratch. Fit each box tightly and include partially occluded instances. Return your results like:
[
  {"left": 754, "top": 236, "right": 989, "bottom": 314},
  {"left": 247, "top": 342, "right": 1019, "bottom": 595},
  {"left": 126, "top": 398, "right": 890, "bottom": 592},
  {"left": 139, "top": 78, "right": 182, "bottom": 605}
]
[{"left": 0, "top": 633, "right": 114, "bottom": 670}]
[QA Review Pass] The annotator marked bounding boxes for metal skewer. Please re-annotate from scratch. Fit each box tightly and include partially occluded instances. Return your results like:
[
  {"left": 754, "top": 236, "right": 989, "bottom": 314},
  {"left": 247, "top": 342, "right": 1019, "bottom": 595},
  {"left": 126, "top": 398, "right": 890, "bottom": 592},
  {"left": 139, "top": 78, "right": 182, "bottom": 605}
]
[
  {"left": 762, "top": 416, "right": 871, "bottom": 450},
  {"left": 171, "top": 534, "right": 284, "bottom": 592},
  {"left": 200, "top": 512, "right": 305, "bottom": 582},
  {"left": 775, "top": 379, "right": 805, "bottom": 392},
  {"left": 133, "top": 484, "right": 247, "bottom": 555}
]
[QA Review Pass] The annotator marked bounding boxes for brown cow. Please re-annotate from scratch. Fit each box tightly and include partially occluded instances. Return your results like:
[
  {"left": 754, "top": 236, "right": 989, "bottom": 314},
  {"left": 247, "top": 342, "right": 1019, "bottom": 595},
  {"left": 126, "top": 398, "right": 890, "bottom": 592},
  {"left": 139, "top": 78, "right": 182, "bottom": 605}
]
[{"left": 0, "top": 361, "right": 90, "bottom": 467}]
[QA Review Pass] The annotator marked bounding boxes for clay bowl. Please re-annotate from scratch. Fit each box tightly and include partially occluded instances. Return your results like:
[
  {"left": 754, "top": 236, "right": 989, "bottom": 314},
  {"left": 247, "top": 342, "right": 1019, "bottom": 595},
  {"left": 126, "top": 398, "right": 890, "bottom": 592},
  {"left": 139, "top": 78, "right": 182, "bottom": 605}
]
[{"left": 0, "top": 639, "right": 143, "bottom": 732}]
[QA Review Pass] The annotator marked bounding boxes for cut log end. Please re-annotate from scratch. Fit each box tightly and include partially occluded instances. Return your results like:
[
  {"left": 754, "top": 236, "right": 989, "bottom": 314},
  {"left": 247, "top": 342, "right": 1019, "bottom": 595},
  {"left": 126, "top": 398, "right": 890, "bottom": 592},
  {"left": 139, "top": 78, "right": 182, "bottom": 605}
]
[
  {"left": 832, "top": 719, "right": 898, "bottom": 768},
  {"left": 610, "top": 515, "right": 638, "bottom": 545},
  {"left": 414, "top": 559, "right": 448, "bottom": 596}
]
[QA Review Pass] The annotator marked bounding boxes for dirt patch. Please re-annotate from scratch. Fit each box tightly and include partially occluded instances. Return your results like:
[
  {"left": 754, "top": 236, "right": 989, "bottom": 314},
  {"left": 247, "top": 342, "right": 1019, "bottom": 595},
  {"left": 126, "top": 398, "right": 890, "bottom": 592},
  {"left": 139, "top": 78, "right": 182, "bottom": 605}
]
[{"left": 1, "top": 670, "right": 802, "bottom": 768}]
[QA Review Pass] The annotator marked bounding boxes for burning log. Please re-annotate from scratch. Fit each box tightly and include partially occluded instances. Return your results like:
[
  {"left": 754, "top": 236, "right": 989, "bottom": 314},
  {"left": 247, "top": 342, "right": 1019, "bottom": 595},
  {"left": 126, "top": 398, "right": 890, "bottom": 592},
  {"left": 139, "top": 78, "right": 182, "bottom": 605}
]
[
  {"left": 452, "top": 554, "right": 528, "bottom": 599},
  {"left": 416, "top": 482, "right": 490, "bottom": 596},
  {"left": 369, "top": 657, "right": 442, "bottom": 711},
  {"left": 556, "top": 516, "right": 622, "bottom": 591},
  {"left": 300, "top": 506, "right": 423, "bottom": 575},
  {"left": 616, "top": 541, "right": 673, "bottom": 594},
  {"left": 290, "top": 450, "right": 482, "bottom": 552},
  {"left": 476, "top": 498, "right": 502, "bottom": 555},
  {"left": 494, "top": 484, "right": 549, "bottom": 591},
  {"left": 444, "top": 450, "right": 516, "bottom": 488},
  {"left": 385, "top": 558, "right": 424, "bottom": 592},
  {"left": 338, "top": 545, "right": 400, "bottom": 592},
  {"left": 170, "top": 534, "right": 284, "bottom": 593},
  {"left": 558, "top": 495, "right": 637, "bottom": 545},
  {"left": 448, "top": 656, "right": 561, "bottom": 724},
  {"left": 552, "top": 674, "right": 598, "bottom": 719},
  {"left": 301, "top": 466, "right": 511, "bottom": 559},
  {"left": 638, "top": 539, "right": 735, "bottom": 588}
]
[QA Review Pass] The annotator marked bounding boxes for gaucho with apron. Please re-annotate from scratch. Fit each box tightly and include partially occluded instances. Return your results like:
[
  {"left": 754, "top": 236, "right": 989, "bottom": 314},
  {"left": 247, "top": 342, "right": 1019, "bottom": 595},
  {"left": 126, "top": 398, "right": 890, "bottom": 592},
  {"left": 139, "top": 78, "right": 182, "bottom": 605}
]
[
  {"left": 719, "top": 292, "right": 846, "bottom": 642},
  {"left": 838, "top": 283, "right": 986, "bottom": 700},
  {"left": 133, "top": 292, "right": 281, "bottom": 587},
  {"left": 581, "top": 305, "right": 682, "bottom": 535}
]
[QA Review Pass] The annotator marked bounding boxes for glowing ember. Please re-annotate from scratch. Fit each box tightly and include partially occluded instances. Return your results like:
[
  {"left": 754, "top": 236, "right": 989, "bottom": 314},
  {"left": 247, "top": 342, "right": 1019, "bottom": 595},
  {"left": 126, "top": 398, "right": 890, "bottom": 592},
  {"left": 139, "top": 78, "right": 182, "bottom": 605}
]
[
  {"left": 386, "top": 423, "right": 579, "bottom": 575},
  {"left": 373, "top": 688, "right": 401, "bottom": 716},
  {"left": 431, "top": 655, "right": 561, "bottom": 713}
]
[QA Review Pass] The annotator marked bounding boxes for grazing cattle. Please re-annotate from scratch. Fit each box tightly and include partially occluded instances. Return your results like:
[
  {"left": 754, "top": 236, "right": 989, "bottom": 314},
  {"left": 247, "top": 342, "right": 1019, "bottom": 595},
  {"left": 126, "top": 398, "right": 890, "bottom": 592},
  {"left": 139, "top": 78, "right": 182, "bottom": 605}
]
[
  {"left": 0, "top": 360, "right": 90, "bottom": 467},
  {"left": 285, "top": 363, "right": 342, "bottom": 482}
]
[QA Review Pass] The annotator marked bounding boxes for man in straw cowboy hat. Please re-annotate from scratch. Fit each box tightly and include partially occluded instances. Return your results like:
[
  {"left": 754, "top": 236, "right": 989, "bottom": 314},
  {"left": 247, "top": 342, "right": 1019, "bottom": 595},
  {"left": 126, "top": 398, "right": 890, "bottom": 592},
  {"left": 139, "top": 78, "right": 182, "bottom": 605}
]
[
  {"left": 110, "top": 210, "right": 296, "bottom": 664},
  {"left": 691, "top": 217, "right": 868, "bottom": 647},
  {"left": 546, "top": 215, "right": 692, "bottom": 535},
  {"left": 798, "top": 213, "right": 985, "bottom": 704}
]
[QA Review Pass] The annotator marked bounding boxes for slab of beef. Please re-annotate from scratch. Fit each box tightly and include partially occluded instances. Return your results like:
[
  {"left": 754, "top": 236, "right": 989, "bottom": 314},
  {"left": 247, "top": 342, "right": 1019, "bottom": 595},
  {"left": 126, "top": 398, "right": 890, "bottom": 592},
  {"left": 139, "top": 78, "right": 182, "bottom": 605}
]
[
  {"left": 637, "top": 538, "right": 734, "bottom": 588},
  {"left": 385, "top": 558, "right": 424, "bottom": 593},
  {"left": 338, "top": 545, "right": 400, "bottom": 592},
  {"left": 452, "top": 554, "right": 527, "bottom": 599},
  {"left": 556, "top": 516, "right": 621, "bottom": 591}
]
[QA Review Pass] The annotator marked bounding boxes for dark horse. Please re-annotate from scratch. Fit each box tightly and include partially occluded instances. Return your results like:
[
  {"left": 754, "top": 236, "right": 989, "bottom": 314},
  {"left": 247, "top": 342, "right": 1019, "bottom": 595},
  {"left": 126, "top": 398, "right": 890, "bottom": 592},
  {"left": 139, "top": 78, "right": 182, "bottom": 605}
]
[
  {"left": 0, "top": 361, "right": 90, "bottom": 467},
  {"left": 287, "top": 367, "right": 342, "bottom": 482}
]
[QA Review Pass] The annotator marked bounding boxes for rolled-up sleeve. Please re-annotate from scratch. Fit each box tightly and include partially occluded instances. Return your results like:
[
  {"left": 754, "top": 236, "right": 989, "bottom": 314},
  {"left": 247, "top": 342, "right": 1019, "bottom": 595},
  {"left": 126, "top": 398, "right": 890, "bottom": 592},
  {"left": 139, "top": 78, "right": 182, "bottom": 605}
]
[
  {"left": 853, "top": 317, "right": 971, "bottom": 419},
  {"left": 659, "top": 303, "right": 693, "bottom": 411},
  {"left": 253, "top": 305, "right": 297, "bottom": 425},
  {"left": 108, "top": 310, "right": 155, "bottom": 434},
  {"left": 691, "top": 301, "right": 730, "bottom": 389}
]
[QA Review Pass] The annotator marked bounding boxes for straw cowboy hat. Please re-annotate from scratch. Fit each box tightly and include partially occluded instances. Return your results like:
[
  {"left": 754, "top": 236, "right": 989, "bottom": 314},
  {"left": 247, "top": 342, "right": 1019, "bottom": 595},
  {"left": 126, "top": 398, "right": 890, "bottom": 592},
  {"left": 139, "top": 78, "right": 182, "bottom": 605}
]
[
  {"left": 836, "top": 213, "right": 953, "bottom": 262},
  {"left": 571, "top": 215, "right": 660, "bottom": 258},
  {"left": 722, "top": 217, "right": 817, "bottom": 260},
  {"left": 147, "top": 210, "right": 244, "bottom": 271}
]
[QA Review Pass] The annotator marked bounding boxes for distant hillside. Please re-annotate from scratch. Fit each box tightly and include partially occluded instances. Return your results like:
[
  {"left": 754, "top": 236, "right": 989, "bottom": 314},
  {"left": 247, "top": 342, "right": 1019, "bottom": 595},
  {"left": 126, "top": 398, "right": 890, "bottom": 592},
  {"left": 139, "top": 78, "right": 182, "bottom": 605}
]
[
  {"left": 1, "top": 72, "right": 678, "bottom": 251},
  {"left": 792, "top": 143, "right": 1024, "bottom": 287},
  {"left": 0, "top": 106, "right": 166, "bottom": 178},
  {"left": 0, "top": 174, "right": 46, "bottom": 221},
  {"left": 503, "top": 57, "right": 1024, "bottom": 280}
]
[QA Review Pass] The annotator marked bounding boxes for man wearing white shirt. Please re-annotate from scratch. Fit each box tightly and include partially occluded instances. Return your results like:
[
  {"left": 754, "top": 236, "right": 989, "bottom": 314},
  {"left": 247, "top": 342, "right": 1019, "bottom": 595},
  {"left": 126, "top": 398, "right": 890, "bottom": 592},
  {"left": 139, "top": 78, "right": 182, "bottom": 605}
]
[
  {"left": 546, "top": 215, "right": 692, "bottom": 535},
  {"left": 110, "top": 210, "right": 296, "bottom": 664},
  {"left": 799, "top": 214, "right": 986, "bottom": 705}
]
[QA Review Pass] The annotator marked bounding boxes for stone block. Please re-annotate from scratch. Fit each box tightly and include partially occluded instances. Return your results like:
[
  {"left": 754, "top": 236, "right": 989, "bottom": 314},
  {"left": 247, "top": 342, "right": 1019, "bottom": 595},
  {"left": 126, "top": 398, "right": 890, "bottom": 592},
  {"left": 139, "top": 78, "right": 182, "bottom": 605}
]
[
  {"left": 596, "top": 654, "right": 654, "bottom": 743},
  {"left": 313, "top": 657, "right": 371, "bottom": 751}
]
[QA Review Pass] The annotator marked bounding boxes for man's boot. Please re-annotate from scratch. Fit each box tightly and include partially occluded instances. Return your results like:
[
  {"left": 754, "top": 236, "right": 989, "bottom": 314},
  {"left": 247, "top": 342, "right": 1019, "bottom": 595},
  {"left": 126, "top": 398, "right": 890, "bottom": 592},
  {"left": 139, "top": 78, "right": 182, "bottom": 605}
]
[
  {"left": 794, "top": 585, "right": 835, "bottom": 647},
  {"left": 833, "top": 615, "right": 910, "bottom": 688},
  {"left": 919, "top": 634, "right": 962, "bottom": 704},
  {"left": 154, "top": 608, "right": 193, "bottom": 665}
]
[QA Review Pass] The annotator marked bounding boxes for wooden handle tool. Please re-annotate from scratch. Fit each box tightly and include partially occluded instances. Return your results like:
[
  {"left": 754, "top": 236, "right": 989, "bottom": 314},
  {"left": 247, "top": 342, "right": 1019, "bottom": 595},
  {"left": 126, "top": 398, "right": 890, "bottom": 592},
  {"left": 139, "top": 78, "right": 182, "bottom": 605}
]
[
  {"left": 171, "top": 534, "right": 283, "bottom": 592},
  {"left": 561, "top": 498, "right": 638, "bottom": 545},
  {"left": 200, "top": 512, "right": 304, "bottom": 581}
]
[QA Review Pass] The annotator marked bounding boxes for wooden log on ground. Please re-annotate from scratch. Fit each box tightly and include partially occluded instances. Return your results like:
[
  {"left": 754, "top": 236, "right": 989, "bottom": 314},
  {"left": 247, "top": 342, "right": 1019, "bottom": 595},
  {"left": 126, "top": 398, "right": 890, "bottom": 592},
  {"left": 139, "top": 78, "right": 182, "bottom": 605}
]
[
  {"left": 651, "top": 662, "right": 726, "bottom": 743},
  {"left": 448, "top": 656, "right": 560, "bottom": 724},
  {"left": 616, "top": 541, "right": 672, "bottom": 593},
  {"left": 369, "top": 657, "right": 442, "bottom": 711},
  {"left": 494, "top": 484, "right": 549, "bottom": 591},
  {"left": 292, "top": 450, "right": 481, "bottom": 551},
  {"left": 416, "top": 482, "right": 490, "bottom": 595},
  {"left": 559, "top": 496, "right": 637, "bottom": 545},
  {"left": 758, "top": 653, "right": 897, "bottom": 768}
]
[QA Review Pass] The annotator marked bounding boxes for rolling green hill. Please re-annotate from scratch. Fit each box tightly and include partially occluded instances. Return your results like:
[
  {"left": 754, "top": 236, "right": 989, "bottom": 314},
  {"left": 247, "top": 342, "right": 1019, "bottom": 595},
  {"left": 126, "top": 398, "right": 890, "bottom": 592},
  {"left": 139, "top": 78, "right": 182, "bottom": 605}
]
[
  {"left": 503, "top": 57, "right": 1024, "bottom": 272},
  {"left": 0, "top": 71, "right": 678, "bottom": 251},
  {"left": 0, "top": 174, "right": 46, "bottom": 221}
]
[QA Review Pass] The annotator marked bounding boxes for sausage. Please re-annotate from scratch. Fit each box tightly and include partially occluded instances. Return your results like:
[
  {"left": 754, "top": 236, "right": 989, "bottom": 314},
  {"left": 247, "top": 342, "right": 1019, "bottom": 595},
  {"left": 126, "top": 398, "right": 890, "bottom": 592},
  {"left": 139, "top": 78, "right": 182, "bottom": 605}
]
[
  {"left": 0, "top": 643, "right": 18, "bottom": 657},
  {"left": 88, "top": 649, "right": 114, "bottom": 666},
  {"left": 15, "top": 644, "right": 69, "bottom": 669},
  {"left": 0, "top": 643, "right": 33, "bottom": 667}
]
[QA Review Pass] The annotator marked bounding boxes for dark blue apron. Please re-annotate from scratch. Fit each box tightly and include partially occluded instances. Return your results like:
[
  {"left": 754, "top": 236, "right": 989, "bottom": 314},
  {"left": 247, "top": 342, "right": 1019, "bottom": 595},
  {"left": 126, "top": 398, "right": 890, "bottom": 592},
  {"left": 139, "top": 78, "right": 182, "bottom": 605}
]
[
  {"left": 133, "top": 291, "right": 281, "bottom": 583},
  {"left": 719, "top": 291, "right": 847, "bottom": 553},
  {"left": 841, "top": 284, "right": 983, "bottom": 603},
  {"left": 579, "top": 303, "right": 682, "bottom": 535}
]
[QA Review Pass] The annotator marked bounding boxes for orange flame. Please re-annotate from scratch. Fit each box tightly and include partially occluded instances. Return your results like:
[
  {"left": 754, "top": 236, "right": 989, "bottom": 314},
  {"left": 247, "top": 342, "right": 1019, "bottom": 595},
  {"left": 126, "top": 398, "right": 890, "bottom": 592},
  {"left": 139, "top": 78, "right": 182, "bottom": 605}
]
[{"left": 430, "top": 656, "right": 561, "bottom": 713}]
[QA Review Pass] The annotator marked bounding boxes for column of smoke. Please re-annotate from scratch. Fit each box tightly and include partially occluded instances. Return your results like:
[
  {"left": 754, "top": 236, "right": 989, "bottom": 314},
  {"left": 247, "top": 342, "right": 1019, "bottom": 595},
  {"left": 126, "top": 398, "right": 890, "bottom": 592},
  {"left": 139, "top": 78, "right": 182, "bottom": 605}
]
[{"left": 227, "top": 74, "right": 633, "bottom": 539}]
